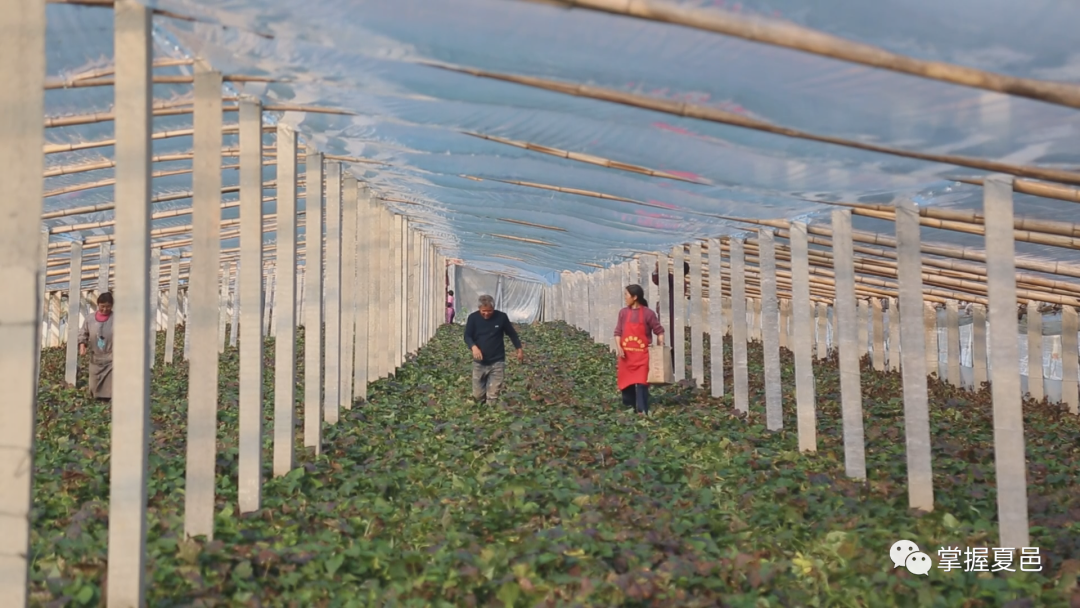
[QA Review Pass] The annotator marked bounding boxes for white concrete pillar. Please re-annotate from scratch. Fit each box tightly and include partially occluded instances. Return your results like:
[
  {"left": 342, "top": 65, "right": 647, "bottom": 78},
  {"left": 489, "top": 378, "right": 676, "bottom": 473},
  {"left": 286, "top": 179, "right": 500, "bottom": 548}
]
[
  {"left": 149, "top": 247, "right": 161, "bottom": 367},
  {"left": 946, "top": 300, "right": 961, "bottom": 386},
  {"left": 707, "top": 241, "right": 724, "bottom": 398},
  {"left": 759, "top": 230, "right": 782, "bottom": 431},
  {"left": 790, "top": 223, "right": 816, "bottom": 453},
  {"left": 323, "top": 162, "right": 342, "bottom": 425},
  {"left": 887, "top": 297, "right": 901, "bottom": 373},
  {"left": 831, "top": 209, "right": 867, "bottom": 481},
  {"left": 972, "top": 303, "right": 987, "bottom": 388},
  {"left": 983, "top": 174, "right": 1030, "bottom": 548},
  {"left": 895, "top": 198, "right": 934, "bottom": 513},
  {"left": 238, "top": 97, "right": 264, "bottom": 513},
  {"left": 304, "top": 151, "right": 324, "bottom": 452},
  {"left": 353, "top": 184, "right": 370, "bottom": 402},
  {"left": 183, "top": 61, "right": 223, "bottom": 541},
  {"left": 1026, "top": 301, "right": 1043, "bottom": 401},
  {"left": 689, "top": 242, "right": 704, "bottom": 386},
  {"left": 672, "top": 245, "right": 686, "bottom": 381},
  {"left": 273, "top": 125, "right": 298, "bottom": 477},
  {"left": 730, "top": 239, "right": 749, "bottom": 415},
  {"left": 65, "top": 242, "right": 84, "bottom": 386},
  {"left": 164, "top": 257, "right": 180, "bottom": 364},
  {"left": 340, "top": 176, "right": 357, "bottom": 409},
  {"left": 0, "top": 5, "right": 46, "bottom": 605}
]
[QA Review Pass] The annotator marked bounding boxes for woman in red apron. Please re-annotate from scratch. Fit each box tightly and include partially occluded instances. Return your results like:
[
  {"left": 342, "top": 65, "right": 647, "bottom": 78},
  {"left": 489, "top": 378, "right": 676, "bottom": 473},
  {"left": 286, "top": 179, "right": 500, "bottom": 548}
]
[{"left": 615, "top": 284, "right": 665, "bottom": 414}]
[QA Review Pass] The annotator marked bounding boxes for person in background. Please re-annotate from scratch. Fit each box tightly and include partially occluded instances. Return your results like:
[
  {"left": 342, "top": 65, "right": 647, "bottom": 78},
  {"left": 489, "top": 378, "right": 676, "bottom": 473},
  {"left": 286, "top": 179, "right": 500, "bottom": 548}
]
[
  {"left": 614, "top": 284, "right": 665, "bottom": 415},
  {"left": 464, "top": 294, "right": 524, "bottom": 405},
  {"left": 446, "top": 289, "right": 455, "bottom": 324},
  {"left": 78, "top": 291, "right": 114, "bottom": 401}
]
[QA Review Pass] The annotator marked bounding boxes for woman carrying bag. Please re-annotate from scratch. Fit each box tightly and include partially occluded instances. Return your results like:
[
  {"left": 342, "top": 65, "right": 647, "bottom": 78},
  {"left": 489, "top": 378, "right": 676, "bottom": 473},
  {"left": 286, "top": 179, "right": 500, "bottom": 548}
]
[{"left": 614, "top": 284, "right": 665, "bottom": 415}]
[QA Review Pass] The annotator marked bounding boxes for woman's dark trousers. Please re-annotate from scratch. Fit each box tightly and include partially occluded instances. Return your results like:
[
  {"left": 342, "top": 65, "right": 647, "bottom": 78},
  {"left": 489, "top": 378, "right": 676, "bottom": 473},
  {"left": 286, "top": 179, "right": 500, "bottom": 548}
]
[{"left": 620, "top": 383, "right": 650, "bottom": 414}]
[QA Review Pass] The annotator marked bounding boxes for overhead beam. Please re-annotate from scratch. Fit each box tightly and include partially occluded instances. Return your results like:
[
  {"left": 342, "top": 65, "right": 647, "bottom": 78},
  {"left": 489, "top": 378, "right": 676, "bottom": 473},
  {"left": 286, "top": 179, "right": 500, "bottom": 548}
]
[{"left": 521, "top": 0, "right": 1080, "bottom": 111}]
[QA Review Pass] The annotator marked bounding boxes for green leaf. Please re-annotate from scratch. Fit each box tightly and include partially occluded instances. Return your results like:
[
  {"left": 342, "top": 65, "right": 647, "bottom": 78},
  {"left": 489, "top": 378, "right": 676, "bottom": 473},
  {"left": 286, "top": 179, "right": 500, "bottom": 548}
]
[
  {"left": 943, "top": 513, "right": 960, "bottom": 530},
  {"left": 326, "top": 553, "right": 345, "bottom": 576},
  {"left": 74, "top": 585, "right": 94, "bottom": 605},
  {"left": 496, "top": 581, "right": 521, "bottom": 607}
]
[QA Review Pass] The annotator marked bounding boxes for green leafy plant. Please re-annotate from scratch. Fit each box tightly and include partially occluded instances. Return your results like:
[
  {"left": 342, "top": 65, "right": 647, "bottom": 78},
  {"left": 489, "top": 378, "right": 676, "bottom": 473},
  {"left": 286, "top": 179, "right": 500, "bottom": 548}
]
[{"left": 26, "top": 321, "right": 1080, "bottom": 606}]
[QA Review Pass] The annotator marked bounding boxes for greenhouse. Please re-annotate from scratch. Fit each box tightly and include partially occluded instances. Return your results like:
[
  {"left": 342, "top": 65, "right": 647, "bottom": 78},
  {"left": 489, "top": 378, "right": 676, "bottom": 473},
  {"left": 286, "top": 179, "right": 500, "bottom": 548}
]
[{"left": 2, "top": 0, "right": 1079, "bottom": 605}]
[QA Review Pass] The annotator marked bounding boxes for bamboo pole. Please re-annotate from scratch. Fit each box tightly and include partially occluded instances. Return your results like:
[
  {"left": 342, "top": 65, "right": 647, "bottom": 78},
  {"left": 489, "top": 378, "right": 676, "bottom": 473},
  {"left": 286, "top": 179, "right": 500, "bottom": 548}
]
[
  {"left": 432, "top": 63, "right": 1080, "bottom": 186},
  {"left": 44, "top": 181, "right": 306, "bottom": 221},
  {"left": 718, "top": 215, "right": 1080, "bottom": 280},
  {"left": 44, "top": 148, "right": 243, "bottom": 178},
  {"left": 953, "top": 176, "right": 1080, "bottom": 205},
  {"left": 522, "top": 0, "right": 1080, "bottom": 111},
  {"left": 44, "top": 74, "right": 275, "bottom": 90},
  {"left": 46, "top": 102, "right": 354, "bottom": 129},
  {"left": 828, "top": 204, "right": 1080, "bottom": 251},
  {"left": 822, "top": 198, "right": 1080, "bottom": 239}
]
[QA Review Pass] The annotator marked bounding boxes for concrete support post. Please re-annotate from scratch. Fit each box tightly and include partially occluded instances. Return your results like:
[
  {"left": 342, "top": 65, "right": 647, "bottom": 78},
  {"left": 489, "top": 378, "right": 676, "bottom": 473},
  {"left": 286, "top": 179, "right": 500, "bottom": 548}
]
[
  {"left": 872, "top": 298, "right": 885, "bottom": 371},
  {"left": 815, "top": 302, "right": 827, "bottom": 360},
  {"left": 832, "top": 209, "right": 867, "bottom": 480},
  {"left": 149, "top": 248, "right": 161, "bottom": 367},
  {"left": 778, "top": 299, "right": 789, "bottom": 351},
  {"left": 218, "top": 261, "right": 228, "bottom": 353},
  {"left": 946, "top": 300, "right": 961, "bottom": 387},
  {"left": 353, "top": 185, "right": 370, "bottom": 402},
  {"left": 759, "top": 230, "right": 782, "bottom": 431},
  {"left": 858, "top": 299, "right": 869, "bottom": 359},
  {"left": 273, "top": 125, "right": 298, "bottom": 477},
  {"left": 672, "top": 245, "right": 686, "bottom": 382},
  {"left": 65, "top": 242, "right": 83, "bottom": 386},
  {"left": 98, "top": 242, "right": 111, "bottom": 296},
  {"left": 323, "top": 162, "right": 341, "bottom": 425},
  {"left": 368, "top": 206, "right": 385, "bottom": 380},
  {"left": 689, "top": 242, "right": 704, "bottom": 386},
  {"left": 895, "top": 198, "right": 934, "bottom": 513},
  {"left": 237, "top": 98, "right": 263, "bottom": 513},
  {"left": 790, "top": 223, "right": 816, "bottom": 452},
  {"left": 887, "top": 297, "right": 900, "bottom": 373},
  {"left": 183, "top": 61, "right": 223, "bottom": 540},
  {"left": 1063, "top": 308, "right": 1079, "bottom": 414},
  {"left": 925, "top": 303, "right": 939, "bottom": 379},
  {"left": 982, "top": 174, "right": 1030, "bottom": 548},
  {"left": 972, "top": 303, "right": 988, "bottom": 388},
  {"left": 657, "top": 253, "right": 670, "bottom": 346},
  {"left": 0, "top": 5, "right": 46, "bottom": 605},
  {"left": 340, "top": 176, "right": 357, "bottom": 409},
  {"left": 392, "top": 214, "right": 404, "bottom": 370},
  {"left": 228, "top": 261, "right": 239, "bottom": 347},
  {"left": 730, "top": 239, "right": 749, "bottom": 415},
  {"left": 708, "top": 241, "right": 724, "bottom": 398},
  {"left": 264, "top": 273, "right": 275, "bottom": 338},
  {"left": 164, "top": 257, "right": 179, "bottom": 364},
  {"left": 303, "top": 152, "right": 323, "bottom": 452},
  {"left": 1026, "top": 301, "right": 1043, "bottom": 401},
  {"left": 109, "top": 1, "right": 155, "bottom": 594},
  {"left": 406, "top": 224, "right": 418, "bottom": 354}
]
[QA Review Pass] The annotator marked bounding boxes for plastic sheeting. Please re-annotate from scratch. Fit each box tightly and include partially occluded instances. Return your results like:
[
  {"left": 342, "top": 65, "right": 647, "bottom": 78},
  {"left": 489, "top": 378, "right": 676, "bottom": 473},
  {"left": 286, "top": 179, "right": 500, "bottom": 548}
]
[
  {"left": 38, "top": 0, "right": 1080, "bottom": 286},
  {"left": 453, "top": 265, "right": 543, "bottom": 325}
]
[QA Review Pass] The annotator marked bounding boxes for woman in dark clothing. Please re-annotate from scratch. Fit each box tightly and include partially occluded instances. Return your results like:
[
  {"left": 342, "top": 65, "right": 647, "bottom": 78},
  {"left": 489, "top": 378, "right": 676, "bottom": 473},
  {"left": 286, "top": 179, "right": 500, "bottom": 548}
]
[{"left": 614, "top": 284, "right": 665, "bottom": 414}]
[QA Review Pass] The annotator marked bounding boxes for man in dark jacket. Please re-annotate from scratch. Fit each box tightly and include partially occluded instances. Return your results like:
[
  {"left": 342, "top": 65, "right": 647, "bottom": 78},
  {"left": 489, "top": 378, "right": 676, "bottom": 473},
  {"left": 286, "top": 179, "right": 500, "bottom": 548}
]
[{"left": 464, "top": 294, "right": 524, "bottom": 404}]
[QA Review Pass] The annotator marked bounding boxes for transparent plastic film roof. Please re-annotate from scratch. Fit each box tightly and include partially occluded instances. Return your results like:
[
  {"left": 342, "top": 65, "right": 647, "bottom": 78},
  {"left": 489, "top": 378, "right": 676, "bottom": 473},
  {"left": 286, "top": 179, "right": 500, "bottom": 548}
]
[{"left": 42, "top": 0, "right": 1080, "bottom": 285}]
